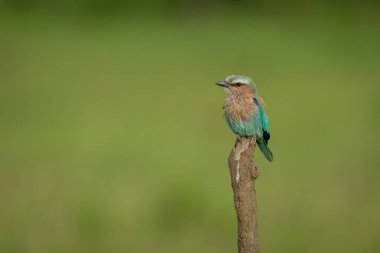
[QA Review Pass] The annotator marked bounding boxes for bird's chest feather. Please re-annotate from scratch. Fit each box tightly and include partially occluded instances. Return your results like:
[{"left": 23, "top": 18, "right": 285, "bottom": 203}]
[{"left": 224, "top": 93, "right": 256, "bottom": 122}]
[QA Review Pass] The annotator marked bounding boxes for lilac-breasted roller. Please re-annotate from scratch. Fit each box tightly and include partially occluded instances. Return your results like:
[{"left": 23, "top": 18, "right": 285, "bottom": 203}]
[{"left": 216, "top": 75, "right": 273, "bottom": 162}]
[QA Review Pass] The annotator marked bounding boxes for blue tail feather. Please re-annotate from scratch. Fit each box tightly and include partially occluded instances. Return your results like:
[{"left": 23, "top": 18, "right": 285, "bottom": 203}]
[{"left": 256, "top": 139, "right": 273, "bottom": 162}]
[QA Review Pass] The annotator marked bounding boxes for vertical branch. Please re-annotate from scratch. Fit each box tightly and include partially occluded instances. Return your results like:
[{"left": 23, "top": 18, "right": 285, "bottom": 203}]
[{"left": 228, "top": 136, "right": 260, "bottom": 253}]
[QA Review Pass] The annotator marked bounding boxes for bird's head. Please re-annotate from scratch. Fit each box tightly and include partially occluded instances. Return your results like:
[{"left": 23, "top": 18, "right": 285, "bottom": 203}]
[{"left": 216, "top": 75, "right": 257, "bottom": 94}]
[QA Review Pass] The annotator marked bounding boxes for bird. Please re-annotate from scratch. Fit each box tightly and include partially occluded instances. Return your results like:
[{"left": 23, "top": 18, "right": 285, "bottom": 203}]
[{"left": 216, "top": 75, "right": 273, "bottom": 162}]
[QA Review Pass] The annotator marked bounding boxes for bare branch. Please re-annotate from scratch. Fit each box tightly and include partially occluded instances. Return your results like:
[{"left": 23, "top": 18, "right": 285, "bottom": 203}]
[{"left": 228, "top": 136, "right": 260, "bottom": 253}]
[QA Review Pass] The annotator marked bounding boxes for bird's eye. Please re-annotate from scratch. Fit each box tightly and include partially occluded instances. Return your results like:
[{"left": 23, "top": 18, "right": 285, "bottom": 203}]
[{"left": 234, "top": 82, "right": 242, "bottom": 86}]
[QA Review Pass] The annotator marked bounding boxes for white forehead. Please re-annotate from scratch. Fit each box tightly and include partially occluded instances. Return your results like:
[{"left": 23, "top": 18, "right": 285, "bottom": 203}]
[{"left": 225, "top": 75, "right": 254, "bottom": 85}]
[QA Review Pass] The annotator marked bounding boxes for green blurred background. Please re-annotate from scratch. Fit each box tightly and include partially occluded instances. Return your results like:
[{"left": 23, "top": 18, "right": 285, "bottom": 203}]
[{"left": 0, "top": 1, "right": 379, "bottom": 252}]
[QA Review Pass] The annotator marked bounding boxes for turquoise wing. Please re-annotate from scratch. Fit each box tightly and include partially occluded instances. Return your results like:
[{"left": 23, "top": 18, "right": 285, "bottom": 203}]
[
  {"left": 253, "top": 97, "right": 270, "bottom": 141},
  {"left": 253, "top": 96, "right": 273, "bottom": 161}
]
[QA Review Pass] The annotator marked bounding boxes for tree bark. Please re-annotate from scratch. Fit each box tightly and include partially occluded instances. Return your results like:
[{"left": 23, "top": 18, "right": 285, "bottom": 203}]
[{"left": 228, "top": 136, "right": 260, "bottom": 253}]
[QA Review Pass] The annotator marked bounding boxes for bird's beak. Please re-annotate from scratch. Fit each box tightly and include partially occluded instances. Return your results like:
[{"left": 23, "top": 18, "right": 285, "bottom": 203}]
[{"left": 216, "top": 81, "right": 229, "bottom": 88}]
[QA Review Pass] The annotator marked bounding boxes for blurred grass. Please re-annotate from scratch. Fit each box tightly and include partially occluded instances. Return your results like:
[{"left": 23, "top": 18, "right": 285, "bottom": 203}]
[{"left": 0, "top": 11, "right": 380, "bottom": 253}]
